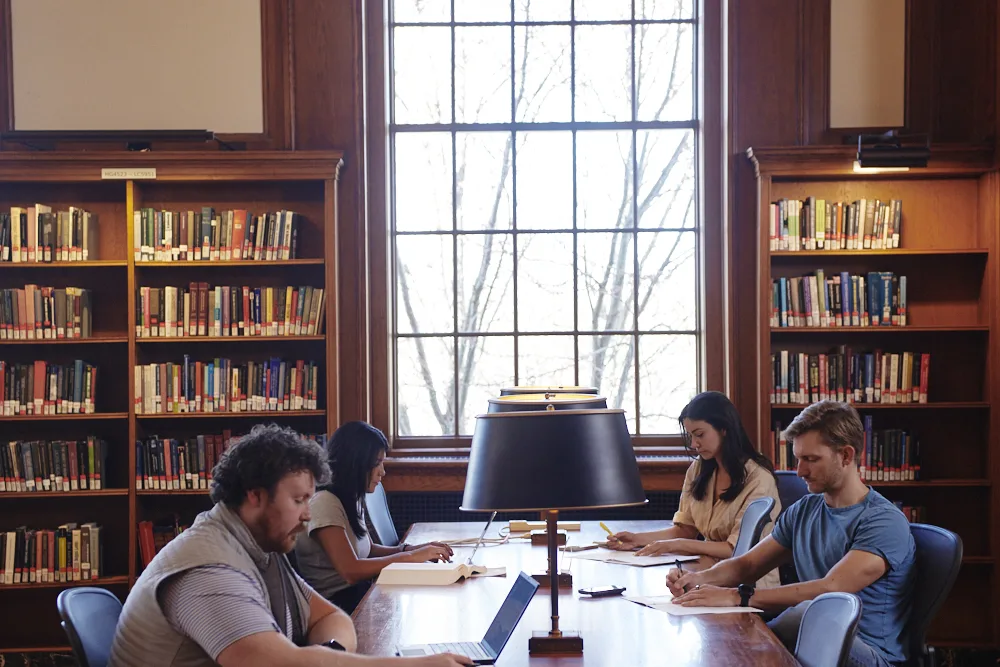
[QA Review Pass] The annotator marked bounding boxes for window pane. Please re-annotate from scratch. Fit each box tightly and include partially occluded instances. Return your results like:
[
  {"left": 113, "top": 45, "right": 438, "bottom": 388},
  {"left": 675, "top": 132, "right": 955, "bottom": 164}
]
[
  {"left": 580, "top": 334, "right": 636, "bottom": 432},
  {"left": 637, "top": 231, "right": 696, "bottom": 331},
  {"left": 458, "top": 233, "right": 514, "bottom": 332},
  {"left": 456, "top": 132, "right": 513, "bottom": 231},
  {"left": 577, "top": 232, "right": 635, "bottom": 333},
  {"left": 393, "top": 27, "right": 452, "bottom": 124},
  {"left": 458, "top": 336, "right": 515, "bottom": 435},
  {"left": 455, "top": 0, "right": 512, "bottom": 22},
  {"left": 396, "top": 235, "right": 454, "bottom": 334},
  {"left": 517, "top": 335, "right": 576, "bottom": 385},
  {"left": 397, "top": 336, "right": 456, "bottom": 436},
  {"left": 517, "top": 232, "right": 573, "bottom": 331},
  {"left": 576, "top": 130, "right": 633, "bottom": 230},
  {"left": 575, "top": 26, "right": 633, "bottom": 122},
  {"left": 456, "top": 27, "right": 512, "bottom": 123},
  {"left": 636, "top": 0, "right": 695, "bottom": 20},
  {"left": 515, "top": 131, "right": 572, "bottom": 229},
  {"left": 636, "top": 24, "right": 694, "bottom": 122},
  {"left": 639, "top": 334, "right": 697, "bottom": 434},
  {"left": 574, "top": 0, "right": 631, "bottom": 21},
  {"left": 515, "top": 0, "right": 571, "bottom": 22},
  {"left": 395, "top": 132, "right": 453, "bottom": 232},
  {"left": 393, "top": 0, "right": 451, "bottom": 23},
  {"left": 636, "top": 129, "right": 695, "bottom": 228},
  {"left": 515, "top": 26, "right": 572, "bottom": 122}
]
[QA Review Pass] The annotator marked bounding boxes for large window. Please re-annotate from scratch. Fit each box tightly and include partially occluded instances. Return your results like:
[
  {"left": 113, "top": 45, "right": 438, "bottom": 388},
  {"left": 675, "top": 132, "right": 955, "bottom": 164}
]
[{"left": 389, "top": 0, "right": 700, "bottom": 440}]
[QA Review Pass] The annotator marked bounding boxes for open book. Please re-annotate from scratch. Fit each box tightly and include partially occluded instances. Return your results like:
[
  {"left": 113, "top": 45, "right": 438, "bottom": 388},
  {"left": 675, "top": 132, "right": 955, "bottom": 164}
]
[{"left": 376, "top": 562, "right": 507, "bottom": 585}]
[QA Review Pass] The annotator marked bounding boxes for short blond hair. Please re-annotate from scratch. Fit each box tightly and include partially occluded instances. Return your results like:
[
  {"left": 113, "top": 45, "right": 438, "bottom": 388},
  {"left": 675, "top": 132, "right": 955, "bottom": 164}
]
[{"left": 782, "top": 400, "right": 864, "bottom": 452}]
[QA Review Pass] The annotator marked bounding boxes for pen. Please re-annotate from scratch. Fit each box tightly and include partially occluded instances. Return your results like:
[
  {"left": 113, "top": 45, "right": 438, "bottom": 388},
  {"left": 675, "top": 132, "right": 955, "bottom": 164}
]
[
  {"left": 675, "top": 558, "right": 689, "bottom": 593},
  {"left": 599, "top": 521, "right": 617, "bottom": 543}
]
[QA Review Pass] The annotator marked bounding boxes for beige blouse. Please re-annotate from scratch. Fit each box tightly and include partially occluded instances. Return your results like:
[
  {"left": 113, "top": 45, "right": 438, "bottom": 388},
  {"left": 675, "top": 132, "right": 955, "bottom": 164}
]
[{"left": 672, "top": 458, "right": 782, "bottom": 589}]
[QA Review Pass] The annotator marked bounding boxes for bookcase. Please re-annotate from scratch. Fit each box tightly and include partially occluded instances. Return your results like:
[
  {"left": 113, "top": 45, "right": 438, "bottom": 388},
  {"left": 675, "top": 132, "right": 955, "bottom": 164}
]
[
  {"left": 748, "top": 145, "right": 999, "bottom": 649},
  {"left": 0, "top": 152, "right": 343, "bottom": 653}
]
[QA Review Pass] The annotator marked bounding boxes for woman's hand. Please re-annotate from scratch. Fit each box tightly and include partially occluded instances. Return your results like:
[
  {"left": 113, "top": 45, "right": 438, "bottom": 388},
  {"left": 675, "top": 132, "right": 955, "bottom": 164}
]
[
  {"left": 605, "top": 531, "right": 645, "bottom": 551},
  {"left": 635, "top": 538, "right": 690, "bottom": 557},
  {"left": 405, "top": 543, "right": 454, "bottom": 563},
  {"left": 407, "top": 541, "right": 455, "bottom": 559}
]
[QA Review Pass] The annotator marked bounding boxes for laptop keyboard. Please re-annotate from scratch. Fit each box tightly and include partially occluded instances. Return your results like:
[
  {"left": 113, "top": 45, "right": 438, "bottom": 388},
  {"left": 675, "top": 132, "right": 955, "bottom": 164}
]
[{"left": 430, "top": 642, "right": 492, "bottom": 660}]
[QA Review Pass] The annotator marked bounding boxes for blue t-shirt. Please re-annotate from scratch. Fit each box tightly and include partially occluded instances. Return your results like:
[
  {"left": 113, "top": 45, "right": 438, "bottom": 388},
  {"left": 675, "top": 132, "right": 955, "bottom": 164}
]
[{"left": 771, "top": 488, "right": 916, "bottom": 664}]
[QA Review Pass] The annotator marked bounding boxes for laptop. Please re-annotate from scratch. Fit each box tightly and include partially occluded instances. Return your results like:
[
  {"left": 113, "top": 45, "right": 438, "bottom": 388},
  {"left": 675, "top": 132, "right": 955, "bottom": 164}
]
[{"left": 395, "top": 571, "right": 540, "bottom": 664}]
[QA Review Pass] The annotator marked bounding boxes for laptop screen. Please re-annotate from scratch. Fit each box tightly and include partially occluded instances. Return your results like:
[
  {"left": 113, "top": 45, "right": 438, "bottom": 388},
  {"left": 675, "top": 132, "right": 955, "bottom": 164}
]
[{"left": 482, "top": 572, "right": 540, "bottom": 654}]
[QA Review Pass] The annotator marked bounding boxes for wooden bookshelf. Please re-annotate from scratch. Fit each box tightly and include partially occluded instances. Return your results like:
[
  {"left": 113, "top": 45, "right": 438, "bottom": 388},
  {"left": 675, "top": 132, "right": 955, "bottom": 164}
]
[
  {"left": 748, "top": 147, "right": 999, "bottom": 649},
  {"left": 0, "top": 151, "right": 343, "bottom": 652}
]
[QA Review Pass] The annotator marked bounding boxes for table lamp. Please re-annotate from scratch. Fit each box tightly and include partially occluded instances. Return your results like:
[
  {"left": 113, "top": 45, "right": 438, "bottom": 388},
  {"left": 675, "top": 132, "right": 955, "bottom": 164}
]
[
  {"left": 499, "top": 385, "right": 598, "bottom": 396},
  {"left": 487, "top": 393, "right": 608, "bottom": 413},
  {"left": 460, "top": 408, "right": 646, "bottom": 655}
]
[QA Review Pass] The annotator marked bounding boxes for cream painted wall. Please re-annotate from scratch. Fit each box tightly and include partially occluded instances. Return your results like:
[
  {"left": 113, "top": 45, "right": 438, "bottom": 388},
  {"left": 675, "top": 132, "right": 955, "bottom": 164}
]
[
  {"left": 829, "top": 0, "right": 906, "bottom": 129},
  {"left": 11, "top": 0, "right": 263, "bottom": 133}
]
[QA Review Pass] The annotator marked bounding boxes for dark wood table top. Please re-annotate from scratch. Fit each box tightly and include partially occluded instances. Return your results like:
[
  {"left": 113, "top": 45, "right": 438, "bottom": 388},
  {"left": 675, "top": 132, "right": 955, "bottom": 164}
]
[{"left": 353, "top": 521, "right": 798, "bottom": 666}]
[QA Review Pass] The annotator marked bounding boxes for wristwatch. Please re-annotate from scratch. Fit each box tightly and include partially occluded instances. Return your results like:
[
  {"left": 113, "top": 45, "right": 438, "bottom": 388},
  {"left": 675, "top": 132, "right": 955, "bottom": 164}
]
[
  {"left": 737, "top": 583, "right": 755, "bottom": 608},
  {"left": 320, "top": 639, "right": 347, "bottom": 651}
]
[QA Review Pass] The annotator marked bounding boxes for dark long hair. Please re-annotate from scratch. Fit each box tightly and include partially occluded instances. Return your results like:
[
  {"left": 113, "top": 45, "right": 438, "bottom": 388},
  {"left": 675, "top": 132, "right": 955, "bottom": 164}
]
[
  {"left": 679, "top": 391, "right": 775, "bottom": 502},
  {"left": 322, "top": 421, "right": 389, "bottom": 539}
]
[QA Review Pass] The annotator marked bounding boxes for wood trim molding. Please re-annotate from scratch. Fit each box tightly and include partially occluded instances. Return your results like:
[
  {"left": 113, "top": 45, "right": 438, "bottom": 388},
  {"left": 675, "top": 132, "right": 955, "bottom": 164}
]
[
  {"left": 0, "top": 0, "right": 293, "bottom": 150},
  {"left": 382, "top": 457, "right": 691, "bottom": 493},
  {"left": 746, "top": 143, "right": 994, "bottom": 177},
  {"left": 0, "top": 0, "right": 12, "bottom": 133}
]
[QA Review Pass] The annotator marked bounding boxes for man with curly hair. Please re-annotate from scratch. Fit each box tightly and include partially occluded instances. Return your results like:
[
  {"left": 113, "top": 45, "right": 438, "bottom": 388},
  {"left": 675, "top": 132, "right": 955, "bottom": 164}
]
[{"left": 110, "top": 423, "right": 471, "bottom": 667}]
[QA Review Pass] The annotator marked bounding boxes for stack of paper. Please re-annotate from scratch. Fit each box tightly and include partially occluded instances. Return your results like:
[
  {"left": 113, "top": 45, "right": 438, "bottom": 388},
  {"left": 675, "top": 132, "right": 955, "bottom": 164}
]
[
  {"left": 565, "top": 550, "right": 700, "bottom": 568},
  {"left": 626, "top": 594, "right": 762, "bottom": 616}
]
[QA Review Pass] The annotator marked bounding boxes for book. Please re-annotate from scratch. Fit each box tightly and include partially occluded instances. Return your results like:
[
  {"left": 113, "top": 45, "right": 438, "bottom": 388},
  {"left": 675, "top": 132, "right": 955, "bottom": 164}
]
[{"left": 376, "top": 562, "right": 506, "bottom": 586}]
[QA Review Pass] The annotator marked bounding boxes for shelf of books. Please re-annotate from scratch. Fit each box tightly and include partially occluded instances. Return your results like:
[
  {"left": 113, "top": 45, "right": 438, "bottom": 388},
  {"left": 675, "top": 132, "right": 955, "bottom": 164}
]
[
  {"left": 0, "top": 151, "right": 343, "bottom": 653},
  {"left": 748, "top": 146, "right": 999, "bottom": 649}
]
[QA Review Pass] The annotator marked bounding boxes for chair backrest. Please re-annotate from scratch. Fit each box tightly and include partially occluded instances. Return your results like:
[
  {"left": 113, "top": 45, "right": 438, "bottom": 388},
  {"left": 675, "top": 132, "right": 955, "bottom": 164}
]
[
  {"left": 795, "top": 592, "right": 862, "bottom": 667},
  {"left": 57, "top": 587, "right": 123, "bottom": 667},
  {"left": 906, "top": 523, "right": 962, "bottom": 666},
  {"left": 775, "top": 470, "right": 809, "bottom": 514},
  {"left": 732, "top": 496, "right": 775, "bottom": 558},
  {"left": 365, "top": 482, "right": 400, "bottom": 547}
]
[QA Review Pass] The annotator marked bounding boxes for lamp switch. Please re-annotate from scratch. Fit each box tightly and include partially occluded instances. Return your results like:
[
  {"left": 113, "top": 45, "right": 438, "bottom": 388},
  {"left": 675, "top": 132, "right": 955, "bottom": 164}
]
[
  {"left": 509, "top": 520, "right": 581, "bottom": 532},
  {"left": 530, "top": 530, "right": 567, "bottom": 546}
]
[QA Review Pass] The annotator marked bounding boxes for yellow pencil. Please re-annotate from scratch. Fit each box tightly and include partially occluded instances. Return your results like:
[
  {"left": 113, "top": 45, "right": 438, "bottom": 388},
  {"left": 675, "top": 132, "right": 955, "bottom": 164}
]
[{"left": 599, "top": 521, "right": 615, "bottom": 538}]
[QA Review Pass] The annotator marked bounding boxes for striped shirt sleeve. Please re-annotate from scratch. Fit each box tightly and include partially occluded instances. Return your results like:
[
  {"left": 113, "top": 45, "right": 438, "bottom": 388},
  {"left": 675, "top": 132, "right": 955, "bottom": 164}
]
[{"left": 158, "top": 565, "right": 280, "bottom": 660}]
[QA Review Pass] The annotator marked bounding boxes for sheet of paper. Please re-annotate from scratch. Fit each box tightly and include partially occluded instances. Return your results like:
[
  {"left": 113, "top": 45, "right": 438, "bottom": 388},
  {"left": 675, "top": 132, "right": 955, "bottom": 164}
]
[
  {"left": 565, "top": 550, "right": 699, "bottom": 567},
  {"left": 626, "top": 595, "right": 762, "bottom": 615}
]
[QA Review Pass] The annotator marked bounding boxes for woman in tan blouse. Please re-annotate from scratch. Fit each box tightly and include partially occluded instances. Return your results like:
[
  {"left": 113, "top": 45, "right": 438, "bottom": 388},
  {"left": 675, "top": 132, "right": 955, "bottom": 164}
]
[{"left": 609, "top": 391, "right": 782, "bottom": 588}]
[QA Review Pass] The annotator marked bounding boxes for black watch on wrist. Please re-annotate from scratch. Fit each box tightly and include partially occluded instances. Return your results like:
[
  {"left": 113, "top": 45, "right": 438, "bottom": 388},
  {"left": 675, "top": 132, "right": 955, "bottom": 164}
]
[
  {"left": 320, "top": 639, "right": 347, "bottom": 651},
  {"left": 737, "top": 583, "right": 755, "bottom": 608}
]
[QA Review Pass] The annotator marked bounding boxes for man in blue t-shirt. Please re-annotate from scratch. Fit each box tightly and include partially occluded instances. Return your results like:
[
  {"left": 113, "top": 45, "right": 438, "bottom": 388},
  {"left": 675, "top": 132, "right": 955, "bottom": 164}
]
[{"left": 667, "top": 400, "right": 916, "bottom": 667}]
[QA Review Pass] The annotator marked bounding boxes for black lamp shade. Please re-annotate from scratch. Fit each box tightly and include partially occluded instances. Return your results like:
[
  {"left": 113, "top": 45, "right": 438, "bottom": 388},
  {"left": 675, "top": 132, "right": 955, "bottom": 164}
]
[
  {"left": 487, "top": 393, "right": 608, "bottom": 413},
  {"left": 500, "top": 385, "right": 598, "bottom": 396},
  {"left": 461, "top": 409, "right": 647, "bottom": 512}
]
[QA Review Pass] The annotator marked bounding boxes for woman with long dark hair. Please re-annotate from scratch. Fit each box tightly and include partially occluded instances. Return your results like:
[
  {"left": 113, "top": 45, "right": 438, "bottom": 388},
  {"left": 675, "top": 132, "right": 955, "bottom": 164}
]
[
  {"left": 295, "top": 421, "right": 453, "bottom": 612},
  {"left": 608, "top": 391, "right": 781, "bottom": 587}
]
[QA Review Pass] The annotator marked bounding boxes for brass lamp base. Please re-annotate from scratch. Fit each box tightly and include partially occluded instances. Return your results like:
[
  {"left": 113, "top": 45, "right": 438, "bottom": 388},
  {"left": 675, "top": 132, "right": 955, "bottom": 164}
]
[{"left": 529, "top": 631, "right": 584, "bottom": 654}]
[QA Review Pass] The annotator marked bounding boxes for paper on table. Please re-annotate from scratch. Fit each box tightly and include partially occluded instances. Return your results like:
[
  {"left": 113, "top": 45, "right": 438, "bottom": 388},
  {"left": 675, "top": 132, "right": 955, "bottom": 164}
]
[
  {"left": 626, "top": 595, "right": 762, "bottom": 615},
  {"left": 469, "top": 566, "right": 507, "bottom": 578},
  {"left": 565, "top": 550, "right": 700, "bottom": 567}
]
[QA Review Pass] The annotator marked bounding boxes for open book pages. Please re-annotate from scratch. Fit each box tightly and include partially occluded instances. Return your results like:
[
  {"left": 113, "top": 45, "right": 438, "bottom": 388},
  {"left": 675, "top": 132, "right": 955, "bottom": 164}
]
[
  {"left": 626, "top": 594, "right": 762, "bottom": 615},
  {"left": 565, "top": 549, "right": 700, "bottom": 567},
  {"left": 376, "top": 562, "right": 507, "bottom": 585}
]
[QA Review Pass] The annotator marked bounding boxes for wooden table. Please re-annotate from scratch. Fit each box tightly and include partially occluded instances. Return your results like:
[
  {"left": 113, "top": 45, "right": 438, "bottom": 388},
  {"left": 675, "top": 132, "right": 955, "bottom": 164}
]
[{"left": 353, "top": 521, "right": 798, "bottom": 666}]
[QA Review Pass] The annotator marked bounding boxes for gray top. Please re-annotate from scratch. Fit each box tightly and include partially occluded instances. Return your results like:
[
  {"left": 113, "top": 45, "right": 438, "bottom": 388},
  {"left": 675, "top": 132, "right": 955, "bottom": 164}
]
[
  {"left": 295, "top": 490, "right": 372, "bottom": 598},
  {"left": 159, "top": 564, "right": 312, "bottom": 660}
]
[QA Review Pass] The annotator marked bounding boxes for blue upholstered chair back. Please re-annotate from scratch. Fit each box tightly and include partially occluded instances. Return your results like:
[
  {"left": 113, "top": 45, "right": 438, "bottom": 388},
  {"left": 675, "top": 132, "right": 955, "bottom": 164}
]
[
  {"left": 57, "top": 587, "right": 123, "bottom": 667},
  {"left": 794, "top": 592, "right": 862, "bottom": 667},
  {"left": 365, "top": 481, "right": 400, "bottom": 547},
  {"left": 732, "top": 496, "right": 775, "bottom": 558},
  {"left": 905, "top": 523, "right": 962, "bottom": 667}
]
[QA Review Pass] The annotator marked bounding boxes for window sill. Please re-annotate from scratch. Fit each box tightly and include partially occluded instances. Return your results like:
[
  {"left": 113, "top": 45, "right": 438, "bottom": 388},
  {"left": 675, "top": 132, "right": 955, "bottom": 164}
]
[{"left": 382, "top": 454, "right": 692, "bottom": 492}]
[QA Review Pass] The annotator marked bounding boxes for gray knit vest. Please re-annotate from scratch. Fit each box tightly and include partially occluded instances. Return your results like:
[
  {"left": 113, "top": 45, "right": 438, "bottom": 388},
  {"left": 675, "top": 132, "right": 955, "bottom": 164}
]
[{"left": 108, "top": 503, "right": 310, "bottom": 667}]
